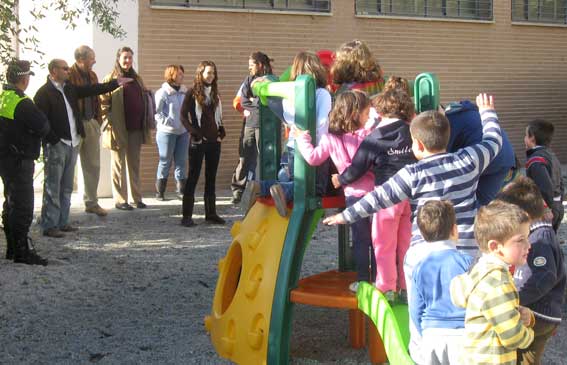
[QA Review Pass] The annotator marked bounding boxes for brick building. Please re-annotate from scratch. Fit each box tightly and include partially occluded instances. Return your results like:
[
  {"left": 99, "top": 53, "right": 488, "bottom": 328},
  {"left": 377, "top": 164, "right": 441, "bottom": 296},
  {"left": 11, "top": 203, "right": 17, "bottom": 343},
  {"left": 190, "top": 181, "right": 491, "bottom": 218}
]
[{"left": 123, "top": 1, "right": 567, "bottom": 192}]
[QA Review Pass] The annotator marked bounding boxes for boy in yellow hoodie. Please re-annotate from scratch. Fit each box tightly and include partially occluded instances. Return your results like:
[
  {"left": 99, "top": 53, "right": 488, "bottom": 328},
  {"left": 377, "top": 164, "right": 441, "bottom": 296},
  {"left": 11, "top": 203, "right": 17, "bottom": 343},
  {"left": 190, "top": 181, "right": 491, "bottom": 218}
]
[{"left": 450, "top": 200, "right": 535, "bottom": 365}]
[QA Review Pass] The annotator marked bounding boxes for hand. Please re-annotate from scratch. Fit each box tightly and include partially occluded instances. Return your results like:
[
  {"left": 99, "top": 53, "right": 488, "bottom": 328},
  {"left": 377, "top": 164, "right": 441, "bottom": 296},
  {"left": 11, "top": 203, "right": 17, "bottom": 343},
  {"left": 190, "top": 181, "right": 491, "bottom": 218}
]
[
  {"left": 331, "top": 174, "right": 341, "bottom": 189},
  {"left": 291, "top": 126, "right": 308, "bottom": 139},
  {"left": 117, "top": 76, "right": 134, "bottom": 86},
  {"left": 243, "top": 110, "right": 251, "bottom": 117},
  {"left": 322, "top": 213, "right": 347, "bottom": 225},
  {"left": 476, "top": 93, "right": 495, "bottom": 113},
  {"left": 519, "top": 306, "right": 534, "bottom": 327},
  {"left": 218, "top": 126, "right": 226, "bottom": 140}
]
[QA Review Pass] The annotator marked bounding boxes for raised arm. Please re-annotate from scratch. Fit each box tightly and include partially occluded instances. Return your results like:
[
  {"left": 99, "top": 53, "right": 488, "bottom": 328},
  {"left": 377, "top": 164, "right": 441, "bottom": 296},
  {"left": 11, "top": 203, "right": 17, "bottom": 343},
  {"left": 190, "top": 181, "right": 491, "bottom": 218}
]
[{"left": 470, "top": 93, "right": 502, "bottom": 173}]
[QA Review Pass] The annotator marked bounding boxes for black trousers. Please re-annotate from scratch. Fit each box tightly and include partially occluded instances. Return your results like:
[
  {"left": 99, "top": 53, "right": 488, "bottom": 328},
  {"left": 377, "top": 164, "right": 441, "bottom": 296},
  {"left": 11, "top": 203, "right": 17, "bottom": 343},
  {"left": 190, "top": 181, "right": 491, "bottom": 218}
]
[
  {"left": 230, "top": 126, "right": 259, "bottom": 195},
  {"left": 184, "top": 142, "right": 221, "bottom": 198},
  {"left": 1, "top": 158, "right": 35, "bottom": 240}
]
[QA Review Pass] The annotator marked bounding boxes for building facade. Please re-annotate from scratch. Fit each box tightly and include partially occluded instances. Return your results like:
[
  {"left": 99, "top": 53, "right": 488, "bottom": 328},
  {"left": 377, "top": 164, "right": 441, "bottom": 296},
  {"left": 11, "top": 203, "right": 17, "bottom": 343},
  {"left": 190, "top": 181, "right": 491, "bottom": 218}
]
[{"left": 136, "top": 0, "right": 567, "bottom": 193}]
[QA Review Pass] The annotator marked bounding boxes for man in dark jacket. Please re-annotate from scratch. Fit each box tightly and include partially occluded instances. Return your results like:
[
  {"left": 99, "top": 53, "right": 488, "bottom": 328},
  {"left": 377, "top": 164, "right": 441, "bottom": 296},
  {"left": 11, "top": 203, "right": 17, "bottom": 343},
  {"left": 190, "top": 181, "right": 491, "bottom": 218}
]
[
  {"left": 0, "top": 60, "right": 58, "bottom": 265},
  {"left": 34, "top": 58, "right": 130, "bottom": 238}
]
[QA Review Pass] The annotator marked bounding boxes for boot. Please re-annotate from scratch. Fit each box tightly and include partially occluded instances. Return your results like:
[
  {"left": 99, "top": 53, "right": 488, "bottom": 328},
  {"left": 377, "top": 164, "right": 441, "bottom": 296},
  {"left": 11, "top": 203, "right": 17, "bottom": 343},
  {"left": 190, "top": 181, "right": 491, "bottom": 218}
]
[
  {"left": 176, "top": 179, "right": 186, "bottom": 200},
  {"left": 181, "top": 196, "right": 195, "bottom": 227},
  {"left": 155, "top": 178, "right": 168, "bottom": 201},
  {"left": 14, "top": 237, "right": 48, "bottom": 266},
  {"left": 205, "top": 195, "right": 225, "bottom": 224},
  {"left": 3, "top": 226, "right": 15, "bottom": 260}
]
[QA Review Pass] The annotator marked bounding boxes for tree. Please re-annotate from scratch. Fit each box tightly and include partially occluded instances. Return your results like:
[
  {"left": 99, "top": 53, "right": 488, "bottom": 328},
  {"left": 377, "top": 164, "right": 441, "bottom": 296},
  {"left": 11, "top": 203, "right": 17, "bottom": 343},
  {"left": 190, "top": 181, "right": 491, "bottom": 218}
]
[{"left": 0, "top": 0, "right": 127, "bottom": 77}]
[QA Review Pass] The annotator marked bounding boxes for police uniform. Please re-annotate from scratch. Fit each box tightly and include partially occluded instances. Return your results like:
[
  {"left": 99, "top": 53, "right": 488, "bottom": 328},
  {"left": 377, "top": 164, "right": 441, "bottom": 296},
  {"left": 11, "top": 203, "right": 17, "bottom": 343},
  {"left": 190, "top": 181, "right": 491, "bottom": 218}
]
[{"left": 1, "top": 65, "right": 58, "bottom": 265}]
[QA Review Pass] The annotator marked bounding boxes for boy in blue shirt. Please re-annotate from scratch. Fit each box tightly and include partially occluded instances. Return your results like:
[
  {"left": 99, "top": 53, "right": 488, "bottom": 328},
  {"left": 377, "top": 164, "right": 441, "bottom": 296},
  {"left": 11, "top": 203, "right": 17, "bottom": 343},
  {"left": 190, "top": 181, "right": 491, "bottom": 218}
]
[
  {"left": 410, "top": 200, "right": 474, "bottom": 365},
  {"left": 497, "top": 176, "right": 566, "bottom": 365}
]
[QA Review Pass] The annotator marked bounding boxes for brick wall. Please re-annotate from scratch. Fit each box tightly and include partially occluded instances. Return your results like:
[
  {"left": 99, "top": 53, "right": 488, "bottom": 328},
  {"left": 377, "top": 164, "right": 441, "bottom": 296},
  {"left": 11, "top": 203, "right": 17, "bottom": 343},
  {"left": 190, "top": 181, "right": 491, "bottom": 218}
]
[{"left": 137, "top": 0, "right": 567, "bottom": 194}]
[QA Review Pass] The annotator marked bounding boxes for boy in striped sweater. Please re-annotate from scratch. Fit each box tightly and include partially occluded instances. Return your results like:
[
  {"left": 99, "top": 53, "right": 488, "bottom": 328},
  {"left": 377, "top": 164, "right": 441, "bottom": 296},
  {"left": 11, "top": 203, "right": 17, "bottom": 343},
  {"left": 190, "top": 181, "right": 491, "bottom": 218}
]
[{"left": 450, "top": 200, "right": 535, "bottom": 365}]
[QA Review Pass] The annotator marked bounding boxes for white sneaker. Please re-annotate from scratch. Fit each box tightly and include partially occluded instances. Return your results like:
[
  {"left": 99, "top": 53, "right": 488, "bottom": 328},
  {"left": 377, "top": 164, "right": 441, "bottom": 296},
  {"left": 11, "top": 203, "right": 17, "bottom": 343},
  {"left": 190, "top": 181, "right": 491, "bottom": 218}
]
[
  {"left": 348, "top": 281, "right": 359, "bottom": 293},
  {"left": 269, "top": 183, "right": 288, "bottom": 217},
  {"left": 241, "top": 180, "right": 260, "bottom": 214}
]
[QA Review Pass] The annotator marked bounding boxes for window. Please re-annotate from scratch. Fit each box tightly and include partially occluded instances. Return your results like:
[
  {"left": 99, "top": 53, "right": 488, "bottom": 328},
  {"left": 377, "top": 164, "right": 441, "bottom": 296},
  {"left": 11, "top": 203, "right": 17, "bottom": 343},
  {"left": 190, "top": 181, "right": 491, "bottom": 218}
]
[
  {"left": 151, "top": 0, "right": 331, "bottom": 13},
  {"left": 512, "top": 0, "right": 567, "bottom": 24},
  {"left": 356, "top": 0, "right": 493, "bottom": 21}
]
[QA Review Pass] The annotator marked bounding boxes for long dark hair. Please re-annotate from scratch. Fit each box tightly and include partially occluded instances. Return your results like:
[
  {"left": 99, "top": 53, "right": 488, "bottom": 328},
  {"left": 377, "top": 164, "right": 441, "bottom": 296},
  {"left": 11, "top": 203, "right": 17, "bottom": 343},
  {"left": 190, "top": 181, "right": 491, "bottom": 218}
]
[
  {"left": 193, "top": 60, "right": 219, "bottom": 109},
  {"left": 111, "top": 46, "right": 139, "bottom": 79},
  {"left": 250, "top": 51, "right": 273, "bottom": 76}
]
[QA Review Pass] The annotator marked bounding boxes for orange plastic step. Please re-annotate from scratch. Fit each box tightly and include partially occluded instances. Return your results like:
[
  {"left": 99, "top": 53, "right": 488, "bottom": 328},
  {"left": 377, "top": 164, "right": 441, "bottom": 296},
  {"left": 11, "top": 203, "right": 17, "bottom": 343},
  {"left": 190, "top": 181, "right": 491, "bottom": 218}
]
[{"left": 290, "top": 270, "right": 357, "bottom": 309}]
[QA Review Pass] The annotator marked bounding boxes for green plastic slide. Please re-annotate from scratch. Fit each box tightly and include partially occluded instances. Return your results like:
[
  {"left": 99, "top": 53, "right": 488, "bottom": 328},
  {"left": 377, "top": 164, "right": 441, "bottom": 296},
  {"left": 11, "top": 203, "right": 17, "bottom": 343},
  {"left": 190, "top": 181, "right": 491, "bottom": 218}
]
[{"left": 356, "top": 282, "right": 415, "bottom": 365}]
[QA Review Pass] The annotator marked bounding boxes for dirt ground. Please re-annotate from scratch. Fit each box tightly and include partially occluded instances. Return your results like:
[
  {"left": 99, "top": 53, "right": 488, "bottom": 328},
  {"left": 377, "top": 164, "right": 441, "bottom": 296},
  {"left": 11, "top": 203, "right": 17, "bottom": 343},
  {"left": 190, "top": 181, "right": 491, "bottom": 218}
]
[{"left": 1, "top": 191, "right": 566, "bottom": 364}]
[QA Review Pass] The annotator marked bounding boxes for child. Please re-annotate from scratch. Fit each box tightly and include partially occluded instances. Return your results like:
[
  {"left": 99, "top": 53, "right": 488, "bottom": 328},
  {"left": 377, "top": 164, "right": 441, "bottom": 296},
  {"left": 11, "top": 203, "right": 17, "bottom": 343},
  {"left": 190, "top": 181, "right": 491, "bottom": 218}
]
[
  {"left": 323, "top": 93, "right": 502, "bottom": 359},
  {"left": 524, "top": 119, "right": 565, "bottom": 232},
  {"left": 410, "top": 200, "right": 473, "bottom": 365},
  {"left": 333, "top": 88, "right": 416, "bottom": 299},
  {"left": 497, "top": 176, "right": 566, "bottom": 365},
  {"left": 241, "top": 51, "right": 332, "bottom": 217},
  {"left": 450, "top": 200, "right": 535, "bottom": 365},
  {"left": 294, "top": 90, "right": 376, "bottom": 292}
]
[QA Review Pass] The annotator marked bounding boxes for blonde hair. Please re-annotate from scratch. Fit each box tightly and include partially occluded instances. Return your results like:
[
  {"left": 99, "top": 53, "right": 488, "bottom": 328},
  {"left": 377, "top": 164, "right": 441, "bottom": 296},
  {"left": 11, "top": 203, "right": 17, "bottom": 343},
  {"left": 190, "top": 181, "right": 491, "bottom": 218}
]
[
  {"left": 331, "top": 40, "right": 382, "bottom": 85},
  {"left": 384, "top": 76, "right": 411, "bottom": 95},
  {"left": 328, "top": 90, "right": 370, "bottom": 135},
  {"left": 290, "top": 51, "right": 328, "bottom": 88},
  {"left": 164, "top": 64, "right": 184, "bottom": 84},
  {"left": 474, "top": 200, "right": 530, "bottom": 252}
]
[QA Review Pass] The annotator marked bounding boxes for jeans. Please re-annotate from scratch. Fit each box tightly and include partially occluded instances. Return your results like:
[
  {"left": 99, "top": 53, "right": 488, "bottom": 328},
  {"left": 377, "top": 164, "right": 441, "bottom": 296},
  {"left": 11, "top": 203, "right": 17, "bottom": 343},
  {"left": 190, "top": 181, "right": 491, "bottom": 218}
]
[
  {"left": 41, "top": 142, "right": 79, "bottom": 232},
  {"left": 156, "top": 130, "right": 189, "bottom": 181},
  {"left": 346, "top": 195, "right": 375, "bottom": 282},
  {"left": 260, "top": 180, "right": 294, "bottom": 202}
]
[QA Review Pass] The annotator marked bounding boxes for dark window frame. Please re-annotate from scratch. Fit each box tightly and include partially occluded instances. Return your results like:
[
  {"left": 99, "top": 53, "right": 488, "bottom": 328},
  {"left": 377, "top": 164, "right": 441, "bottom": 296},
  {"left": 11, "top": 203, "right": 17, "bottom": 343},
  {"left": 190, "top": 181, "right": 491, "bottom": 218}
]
[
  {"left": 150, "top": 0, "right": 332, "bottom": 13},
  {"left": 355, "top": 0, "right": 493, "bottom": 21},
  {"left": 511, "top": 0, "right": 567, "bottom": 25}
]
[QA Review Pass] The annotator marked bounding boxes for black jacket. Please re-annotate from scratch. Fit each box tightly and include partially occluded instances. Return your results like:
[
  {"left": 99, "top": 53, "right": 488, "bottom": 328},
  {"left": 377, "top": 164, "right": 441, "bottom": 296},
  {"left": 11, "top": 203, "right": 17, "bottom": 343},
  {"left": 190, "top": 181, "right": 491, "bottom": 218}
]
[
  {"left": 34, "top": 77, "right": 118, "bottom": 143},
  {"left": 514, "top": 222, "right": 566, "bottom": 323},
  {"left": 240, "top": 75, "right": 260, "bottom": 129},
  {"left": 526, "top": 146, "right": 564, "bottom": 208},
  {"left": 339, "top": 119, "right": 416, "bottom": 187},
  {"left": 0, "top": 84, "right": 58, "bottom": 159}
]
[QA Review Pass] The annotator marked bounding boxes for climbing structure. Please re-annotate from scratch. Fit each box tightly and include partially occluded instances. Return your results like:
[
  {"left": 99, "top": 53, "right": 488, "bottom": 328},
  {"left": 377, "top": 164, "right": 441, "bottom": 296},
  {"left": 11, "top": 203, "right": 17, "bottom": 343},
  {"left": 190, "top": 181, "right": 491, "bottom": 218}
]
[{"left": 205, "top": 73, "right": 440, "bottom": 365}]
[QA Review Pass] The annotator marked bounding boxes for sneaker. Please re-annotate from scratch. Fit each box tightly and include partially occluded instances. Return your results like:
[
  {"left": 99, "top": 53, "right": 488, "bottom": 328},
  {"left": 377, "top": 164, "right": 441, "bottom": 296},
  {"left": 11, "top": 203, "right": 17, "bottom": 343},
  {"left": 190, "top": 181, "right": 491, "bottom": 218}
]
[
  {"left": 348, "top": 281, "right": 359, "bottom": 293},
  {"left": 135, "top": 202, "right": 147, "bottom": 209},
  {"left": 85, "top": 205, "right": 108, "bottom": 217},
  {"left": 59, "top": 225, "right": 78, "bottom": 232},
  {"left": 231, "top": 191, "right": 242, "bottom": 204},
  {"left": 115, "top": 203, "right": 134, "bottom": 211},
  {"left": 269, "top": 184, "right": 288, "bottom": 217},
  {"left": 43, "top": 228, "right": 65, "bottom": 238},
  {"left": 241, "top": 181, "right": 260, "bottom": 213},
  {"left": 383, "top": 290, "right": 397, "bottom": 304}
]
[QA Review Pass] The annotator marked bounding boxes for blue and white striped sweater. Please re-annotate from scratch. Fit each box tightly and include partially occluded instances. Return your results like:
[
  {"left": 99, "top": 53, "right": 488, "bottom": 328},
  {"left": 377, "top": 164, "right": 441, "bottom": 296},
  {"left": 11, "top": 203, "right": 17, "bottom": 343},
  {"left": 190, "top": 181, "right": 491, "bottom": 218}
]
[{"left": 342, "top": 110, "right": 502, "bottom": 253}]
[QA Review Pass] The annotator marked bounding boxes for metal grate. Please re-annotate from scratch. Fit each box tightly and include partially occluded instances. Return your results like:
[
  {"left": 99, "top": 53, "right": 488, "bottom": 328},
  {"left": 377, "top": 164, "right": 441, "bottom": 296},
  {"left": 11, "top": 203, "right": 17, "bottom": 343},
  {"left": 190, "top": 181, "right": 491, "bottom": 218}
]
[
  {"left": 151, "top": 0, "right": 331, "bottom": 12},
  {"left": 356, "top": 0, "right": 493, "bottom": 20},
  {"left": 511, "top": 0, "right": 567, "bottom": 24}
]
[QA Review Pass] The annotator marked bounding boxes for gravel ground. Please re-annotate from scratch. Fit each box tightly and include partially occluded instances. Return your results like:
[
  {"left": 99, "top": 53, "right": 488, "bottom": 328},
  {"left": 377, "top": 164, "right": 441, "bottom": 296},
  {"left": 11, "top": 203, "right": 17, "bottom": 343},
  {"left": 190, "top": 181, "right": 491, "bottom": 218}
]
[{"left": 1, "top": 192, "right": 566, "bottom": 364}]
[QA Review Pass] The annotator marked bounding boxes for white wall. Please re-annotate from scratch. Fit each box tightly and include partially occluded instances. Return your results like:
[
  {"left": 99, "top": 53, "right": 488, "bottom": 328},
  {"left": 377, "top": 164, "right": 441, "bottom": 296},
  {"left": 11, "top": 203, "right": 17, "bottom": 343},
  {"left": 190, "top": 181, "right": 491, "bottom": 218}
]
[{"left": 18, "top": 0, "right": 139, "bottom": 198}]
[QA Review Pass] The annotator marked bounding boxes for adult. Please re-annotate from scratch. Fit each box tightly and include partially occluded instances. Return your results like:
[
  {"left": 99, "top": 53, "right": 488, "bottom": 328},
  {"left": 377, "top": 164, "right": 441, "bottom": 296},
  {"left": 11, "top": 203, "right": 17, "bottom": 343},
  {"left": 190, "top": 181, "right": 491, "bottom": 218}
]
[
  {"left": 100, "top": 46, "right": 152, "bottom": 211},
  {"left": 68, "top": 45, "right": 107, "bottom": 216},
  {"left": 180, "top": 61, "right": 226, "bottom": 227},
  {"left": 0, "top": 60, "right": 57, "bottom": 265},
  {"left": 230, "top": 52, "right": 273, "bottom": 204},
  {"left": 154, "top": 64, "right": 189, "bottom": 200}
]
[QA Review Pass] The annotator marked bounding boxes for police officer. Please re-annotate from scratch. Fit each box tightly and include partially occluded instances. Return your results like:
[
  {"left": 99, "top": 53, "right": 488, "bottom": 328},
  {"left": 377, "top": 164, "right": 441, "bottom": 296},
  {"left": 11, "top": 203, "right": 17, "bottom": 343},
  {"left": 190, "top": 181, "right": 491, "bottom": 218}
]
[{"left": 0, "top": 60, "right": 58, "bottom": 265}]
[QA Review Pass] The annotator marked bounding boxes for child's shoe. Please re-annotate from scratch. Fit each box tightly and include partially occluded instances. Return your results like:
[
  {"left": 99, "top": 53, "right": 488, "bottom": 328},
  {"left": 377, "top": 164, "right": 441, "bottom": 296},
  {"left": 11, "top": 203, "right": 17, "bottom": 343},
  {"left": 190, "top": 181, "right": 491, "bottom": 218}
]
[
  {"left": 241, "top": 180, "right": 260, "bottom": 214},
  {"left": 398, "top": 289, "right": 408, "bottom": 304},
  {"left": 270, "top": 184, "right": 288, "bottom": 217},
  {"left": 383, "top": 290, "right": 397, "bottom": 304},
  {"left": 348, "top": 281, "right": 359, "bottom": 293}
]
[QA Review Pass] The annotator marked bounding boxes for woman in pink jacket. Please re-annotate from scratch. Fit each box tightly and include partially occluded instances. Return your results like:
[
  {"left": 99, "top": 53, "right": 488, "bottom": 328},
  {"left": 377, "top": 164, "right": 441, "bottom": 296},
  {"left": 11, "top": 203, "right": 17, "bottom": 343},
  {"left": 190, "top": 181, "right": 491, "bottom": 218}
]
[{"left": 295, "top": 90, "right": 376, "bottom": 292}]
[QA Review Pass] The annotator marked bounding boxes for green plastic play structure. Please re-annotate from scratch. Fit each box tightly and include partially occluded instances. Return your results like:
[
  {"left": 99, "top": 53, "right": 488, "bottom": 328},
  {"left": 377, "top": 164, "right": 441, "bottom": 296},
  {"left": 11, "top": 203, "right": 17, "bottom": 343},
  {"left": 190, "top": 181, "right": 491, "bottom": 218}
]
[{"left": 207, "top": 72, "right": 439, "bottom": 364}]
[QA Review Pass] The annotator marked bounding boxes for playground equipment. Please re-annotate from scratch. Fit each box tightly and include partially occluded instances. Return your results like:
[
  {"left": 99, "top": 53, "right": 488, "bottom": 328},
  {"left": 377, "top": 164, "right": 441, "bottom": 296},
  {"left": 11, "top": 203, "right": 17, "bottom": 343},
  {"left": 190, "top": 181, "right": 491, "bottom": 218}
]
[{"left": 205, "top": 73, "right": 439, "bottom": 364}]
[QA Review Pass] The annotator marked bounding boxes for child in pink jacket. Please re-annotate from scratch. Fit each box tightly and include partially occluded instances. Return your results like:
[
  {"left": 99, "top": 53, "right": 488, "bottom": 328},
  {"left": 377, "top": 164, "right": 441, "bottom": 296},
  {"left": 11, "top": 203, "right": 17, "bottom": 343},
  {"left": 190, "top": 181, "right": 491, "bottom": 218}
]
[{"left": 295, "top": 90, "right": 376, "bottom": 292}]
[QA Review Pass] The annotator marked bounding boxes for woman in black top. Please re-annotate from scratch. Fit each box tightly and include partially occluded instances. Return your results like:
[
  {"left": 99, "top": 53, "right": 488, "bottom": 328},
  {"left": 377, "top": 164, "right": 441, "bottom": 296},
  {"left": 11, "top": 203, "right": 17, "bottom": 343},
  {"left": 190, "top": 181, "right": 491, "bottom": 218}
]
[{"left": 180, "top": 61, "right": 226, "bottom": 227}]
